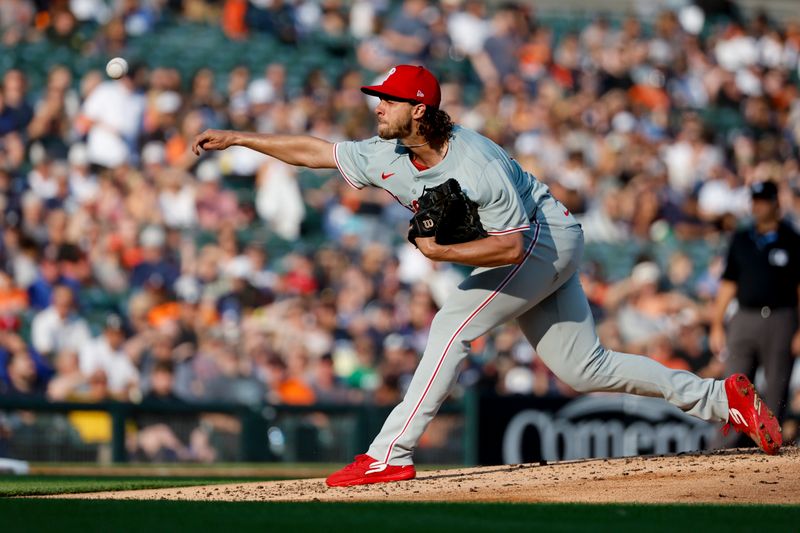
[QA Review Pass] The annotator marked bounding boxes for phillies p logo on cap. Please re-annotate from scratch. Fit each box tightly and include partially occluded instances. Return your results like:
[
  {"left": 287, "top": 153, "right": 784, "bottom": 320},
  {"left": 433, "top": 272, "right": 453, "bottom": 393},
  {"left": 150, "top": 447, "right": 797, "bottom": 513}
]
[{"left": 361, "top": 65, "right": 442, "bottom": 108}]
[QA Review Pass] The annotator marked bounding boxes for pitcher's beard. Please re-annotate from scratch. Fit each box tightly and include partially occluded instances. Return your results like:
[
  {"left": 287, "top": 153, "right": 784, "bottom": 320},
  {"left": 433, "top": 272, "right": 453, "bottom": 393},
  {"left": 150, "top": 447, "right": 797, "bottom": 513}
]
[{"left": 377, "top": 120, "right": 413, "bottom": 140}]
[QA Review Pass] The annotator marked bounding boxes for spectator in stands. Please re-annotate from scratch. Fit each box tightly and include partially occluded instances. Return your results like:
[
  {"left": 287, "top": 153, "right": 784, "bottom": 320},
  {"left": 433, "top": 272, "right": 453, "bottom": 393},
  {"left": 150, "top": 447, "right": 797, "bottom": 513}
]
[
  {"left": 158, "top": 168, "right": 197, "bottom": 229},
  {"left": 78, "top": 314, "right": 138, "bottom": 400},
  {"left": 612, "top": 261, "right": 697, "bottom": 353},
  {"left": 0, "top": 70, "right": 32, "bottom": 136},
  {"left": 194, "top": 159, "right": 240, "bottom": 231},
  {"left": 255, "top": 158, "right": 305, "bottom": 240},
  {"left": 0, "top": 271, "right": 27, "bottom": 325},
  {"left": 264, "top": 353, "right": 314, "bottom": 405},
  {"left": 0, "top": 340, "right": 44, "bottom": 397},
  {"left": 0, "top": 329, "right": 53, "bottom": 385},
  {"left": 27, "top": 249, "right": 64, "bottom": 310},
  {"left": 30, "top": 284, "right": 90, "bottom": 360},
  {"left": 204, "top": 342, "right": 265, "bottom": 404},
  {"left": 481, "top": 4, "right": 525, "bottom": 88},
  {"left": 446, "top": 0, "right": 490, "bottom": 60},
  {"left": 245, "top": 0, "right": 297, "bottom": 44},
  {"left": 131, "top": 360, "right": 216, "bottom": 462},
  {"left": 382, "top": 0, "right": 432, "bottom": 64},
  {"left": 90, "top": 16, "right": 129, "bottom": 57},
  {"left": 0, "top": 0, "right": 34, "bottom": 46},
  {"left": 311, "top": 353, "right": 351, "bottom": 404},
  {"left": 46, "top": 349, "right": 85, "bottom": 401},
  {"left": 66, "top": 143, "right": 99, "bottom": 206},
  {"left": 130, "top": 225, "right": 179, "bottom": 290},
  {"left": 76, "top": 65, "right": 145, "bottom": 169},
  {"left": 217, "top": 256, "right": 272, "bottom": 323},
  {"left": 378, "top": 333, "right": 418, "bottom": 397}
]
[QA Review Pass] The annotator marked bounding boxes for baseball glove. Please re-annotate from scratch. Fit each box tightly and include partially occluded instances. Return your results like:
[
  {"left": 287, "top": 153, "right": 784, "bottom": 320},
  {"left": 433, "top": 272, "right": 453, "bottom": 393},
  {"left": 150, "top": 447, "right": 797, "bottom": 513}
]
[{"left": 408, "top": 178, "right": 488, "bottom": 246}]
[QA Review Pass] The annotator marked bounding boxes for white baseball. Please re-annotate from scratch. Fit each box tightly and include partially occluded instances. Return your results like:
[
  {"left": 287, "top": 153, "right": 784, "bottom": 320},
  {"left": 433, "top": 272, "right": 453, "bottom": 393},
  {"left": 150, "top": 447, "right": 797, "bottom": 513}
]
[{"left": 105, "top": 57, "right": 129, "bottom": 79}]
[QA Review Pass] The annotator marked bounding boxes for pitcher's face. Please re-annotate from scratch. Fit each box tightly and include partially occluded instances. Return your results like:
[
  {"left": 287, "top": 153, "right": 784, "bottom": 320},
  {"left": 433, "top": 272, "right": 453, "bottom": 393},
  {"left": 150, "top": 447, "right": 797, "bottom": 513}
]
[{"left": 375, "top": 99, "right": 414, "bottom": 140}]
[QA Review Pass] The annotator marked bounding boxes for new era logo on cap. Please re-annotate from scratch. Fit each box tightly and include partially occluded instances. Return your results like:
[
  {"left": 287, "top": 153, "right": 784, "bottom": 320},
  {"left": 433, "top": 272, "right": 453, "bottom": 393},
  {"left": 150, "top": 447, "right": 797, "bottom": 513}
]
[{"left": 361, "top": 65, "right": 441, "bottom": 108}]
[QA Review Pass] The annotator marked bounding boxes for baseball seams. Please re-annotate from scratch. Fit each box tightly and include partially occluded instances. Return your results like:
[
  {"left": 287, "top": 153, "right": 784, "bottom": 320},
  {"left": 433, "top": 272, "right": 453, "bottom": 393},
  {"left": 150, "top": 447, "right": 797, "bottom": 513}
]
[{"left": 381, "top": 222, "right": 542, "bottom": 464}]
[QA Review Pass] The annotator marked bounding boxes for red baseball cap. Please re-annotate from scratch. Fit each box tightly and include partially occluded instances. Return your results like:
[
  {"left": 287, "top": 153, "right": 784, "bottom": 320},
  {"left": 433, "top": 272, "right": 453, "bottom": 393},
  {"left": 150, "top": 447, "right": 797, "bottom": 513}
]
[{"left": 361, "top": 65, "right": 441, "bottom": 108}]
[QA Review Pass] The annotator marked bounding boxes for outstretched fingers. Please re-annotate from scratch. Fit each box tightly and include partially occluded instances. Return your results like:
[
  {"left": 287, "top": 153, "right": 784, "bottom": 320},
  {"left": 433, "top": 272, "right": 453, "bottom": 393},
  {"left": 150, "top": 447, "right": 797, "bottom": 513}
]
[
  {"left": 191, "top": 129, "right": 221, "bottom": 155},
  {"left": 191, "top": 131, "right": 210, "bottom": 155}
]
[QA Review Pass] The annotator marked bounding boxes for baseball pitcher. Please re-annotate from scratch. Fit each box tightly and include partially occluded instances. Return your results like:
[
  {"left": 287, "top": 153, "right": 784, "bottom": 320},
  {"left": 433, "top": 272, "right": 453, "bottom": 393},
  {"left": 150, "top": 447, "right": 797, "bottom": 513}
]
[{"left": 192, "top": 65, "right": 782, "bottom": 487}]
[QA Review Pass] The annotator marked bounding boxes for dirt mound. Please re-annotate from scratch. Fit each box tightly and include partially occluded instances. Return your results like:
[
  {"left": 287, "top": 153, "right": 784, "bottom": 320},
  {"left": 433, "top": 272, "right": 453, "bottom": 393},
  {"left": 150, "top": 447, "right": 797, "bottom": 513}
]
[{"left": 53, "top": 447, "right": 800, "bottom": 504}]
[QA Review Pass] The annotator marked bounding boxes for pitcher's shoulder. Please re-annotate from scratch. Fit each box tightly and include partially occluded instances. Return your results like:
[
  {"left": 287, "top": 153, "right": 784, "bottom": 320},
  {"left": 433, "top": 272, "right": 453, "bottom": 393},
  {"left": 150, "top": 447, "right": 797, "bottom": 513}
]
[
  {"left": 450, "top": 126, "right": 509, "bottom": 165},
  {"left": 340, "top": 136, "right": 408, "bottom": 157}
]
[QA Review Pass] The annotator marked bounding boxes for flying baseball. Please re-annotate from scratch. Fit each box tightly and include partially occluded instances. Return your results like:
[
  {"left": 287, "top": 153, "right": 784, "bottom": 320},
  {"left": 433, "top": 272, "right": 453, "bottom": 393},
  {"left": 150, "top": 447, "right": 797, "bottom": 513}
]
[{"left": 105, "top": 57, "right": 128, "bottom": 79}]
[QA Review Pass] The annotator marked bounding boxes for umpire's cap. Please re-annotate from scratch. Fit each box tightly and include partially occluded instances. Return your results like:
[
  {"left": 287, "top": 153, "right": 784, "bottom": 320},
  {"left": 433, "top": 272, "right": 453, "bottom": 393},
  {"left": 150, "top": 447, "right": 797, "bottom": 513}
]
[
  {"left": 361, "top": 65, "right": 441, "bottom": 108},
  {"left": 750, "top": 181, "right": 778, "bottom": 202}
]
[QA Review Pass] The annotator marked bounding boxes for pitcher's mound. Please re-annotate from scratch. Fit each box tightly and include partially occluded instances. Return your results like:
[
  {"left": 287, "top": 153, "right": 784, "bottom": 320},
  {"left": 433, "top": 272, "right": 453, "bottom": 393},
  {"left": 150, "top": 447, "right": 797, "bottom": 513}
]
[{"left": 55, "top": 447, "right": 800, "bottom": 504}]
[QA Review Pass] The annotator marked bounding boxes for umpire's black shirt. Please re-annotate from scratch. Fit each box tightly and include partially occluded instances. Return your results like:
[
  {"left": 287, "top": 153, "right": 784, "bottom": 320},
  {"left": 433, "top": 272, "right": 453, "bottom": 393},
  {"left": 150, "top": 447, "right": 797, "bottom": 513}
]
[{"left": 722, "top": 221, "right": 800, "bottom": 309}]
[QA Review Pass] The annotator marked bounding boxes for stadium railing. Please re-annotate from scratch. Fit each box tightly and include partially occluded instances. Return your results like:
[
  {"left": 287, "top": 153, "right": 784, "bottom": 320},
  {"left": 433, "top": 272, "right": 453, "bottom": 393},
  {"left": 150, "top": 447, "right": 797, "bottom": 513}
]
[{"left": 0, "top": 395, "right": 477, "bottom": 466}]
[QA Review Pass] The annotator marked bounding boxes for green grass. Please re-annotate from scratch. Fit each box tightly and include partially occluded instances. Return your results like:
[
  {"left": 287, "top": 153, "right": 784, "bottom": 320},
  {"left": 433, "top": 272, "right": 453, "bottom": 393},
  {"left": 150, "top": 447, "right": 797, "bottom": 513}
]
[
  {"left": 28, "top": 461, "right": 340, "bottom": 470},
  {"left": 2, "top": 476, "right": 798, "bottom": 532},
  {"left": 0, "top": 501, "right": 798, "bottom": 533},
  {"left": 0, "top": 475, "right": 272, "bottom": 497}
]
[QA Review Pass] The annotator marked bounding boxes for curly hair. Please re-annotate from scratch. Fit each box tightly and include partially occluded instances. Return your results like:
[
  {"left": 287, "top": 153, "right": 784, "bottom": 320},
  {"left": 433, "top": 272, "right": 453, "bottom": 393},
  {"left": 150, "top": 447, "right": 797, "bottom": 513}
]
[{"left": 416, "top": 107, "right": 454, "bottom": 152}]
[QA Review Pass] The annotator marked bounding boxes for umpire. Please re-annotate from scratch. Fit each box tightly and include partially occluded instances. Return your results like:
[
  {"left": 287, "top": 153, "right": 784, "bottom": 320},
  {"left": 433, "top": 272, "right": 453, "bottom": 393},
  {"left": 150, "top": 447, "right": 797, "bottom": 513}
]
[{"left": 711, "top": 180, "right": 800, "bottom": 432}]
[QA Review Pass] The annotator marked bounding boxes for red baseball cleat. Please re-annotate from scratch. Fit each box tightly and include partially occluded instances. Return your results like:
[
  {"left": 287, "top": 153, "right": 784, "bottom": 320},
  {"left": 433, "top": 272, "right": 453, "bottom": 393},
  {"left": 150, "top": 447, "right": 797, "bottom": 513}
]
[
  {"left": 325, "top": 454, "right": 416, "bottom": 487},
  {"left": 723, "top": 374, "right": 782, "bottom": 455}
]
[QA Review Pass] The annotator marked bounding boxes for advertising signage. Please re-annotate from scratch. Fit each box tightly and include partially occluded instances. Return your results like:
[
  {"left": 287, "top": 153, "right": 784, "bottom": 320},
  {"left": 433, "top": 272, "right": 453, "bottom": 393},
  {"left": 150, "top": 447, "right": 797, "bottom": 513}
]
[{"left": 478, "top": 393, "right": 717, "bottom": 465}]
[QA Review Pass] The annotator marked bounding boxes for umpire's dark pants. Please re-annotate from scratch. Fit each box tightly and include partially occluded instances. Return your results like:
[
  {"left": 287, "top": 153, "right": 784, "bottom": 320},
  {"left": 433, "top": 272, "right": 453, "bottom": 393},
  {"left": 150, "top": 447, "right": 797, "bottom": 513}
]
[
  {"left": 726, "top": 306, "right": 797, "bottom": 420},
  {"left": 715, "top": 306, "right": 797, "bottom": 449}
]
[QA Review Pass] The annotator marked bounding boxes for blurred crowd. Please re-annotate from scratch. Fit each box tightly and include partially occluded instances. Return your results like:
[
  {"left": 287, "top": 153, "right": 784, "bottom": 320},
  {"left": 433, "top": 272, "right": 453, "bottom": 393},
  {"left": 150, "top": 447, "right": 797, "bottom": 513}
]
[{"left": 0, "top": 0, "right": 799, "bottom": 434}]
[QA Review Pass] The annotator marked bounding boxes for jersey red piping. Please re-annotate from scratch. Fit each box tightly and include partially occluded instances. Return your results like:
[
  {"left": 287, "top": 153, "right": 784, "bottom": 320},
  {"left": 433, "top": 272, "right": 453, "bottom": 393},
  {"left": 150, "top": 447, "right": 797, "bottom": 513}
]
[
  {"left": 381, "top": 221, "right": 542, "bottom": 464},
  {"left": 333, "top": 143, "right": 364, "bottom": 190},
  {"left": 386, "top": 190, "right": 415, "bottom": 212},
  {"left": 487, "top": 225, "right": 531, "bottom": 236}
]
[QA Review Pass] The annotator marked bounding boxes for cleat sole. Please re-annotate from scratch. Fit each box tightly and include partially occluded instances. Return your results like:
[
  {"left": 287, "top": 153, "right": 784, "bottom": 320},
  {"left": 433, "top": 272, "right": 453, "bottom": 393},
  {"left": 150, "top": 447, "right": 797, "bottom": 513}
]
[{"left": 724, "top": 374, "right": 783, "bottom": 455}]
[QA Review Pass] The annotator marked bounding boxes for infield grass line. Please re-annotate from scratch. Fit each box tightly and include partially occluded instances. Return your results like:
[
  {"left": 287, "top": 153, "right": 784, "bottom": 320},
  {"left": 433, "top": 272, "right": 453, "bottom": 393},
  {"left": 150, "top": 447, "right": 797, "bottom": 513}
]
[
  {"left": 1, "top": 500, "right": 798, "bottom": 533},
  {"left": 0, "top": 476, "right": 280, "bottom": 497}
]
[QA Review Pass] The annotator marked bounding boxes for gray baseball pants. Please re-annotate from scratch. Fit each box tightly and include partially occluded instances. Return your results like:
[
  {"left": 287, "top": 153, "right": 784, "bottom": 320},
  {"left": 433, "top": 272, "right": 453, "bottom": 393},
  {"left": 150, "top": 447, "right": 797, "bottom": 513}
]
[{"left": 367, "top": 196, "right": 729, "bottom": 465}]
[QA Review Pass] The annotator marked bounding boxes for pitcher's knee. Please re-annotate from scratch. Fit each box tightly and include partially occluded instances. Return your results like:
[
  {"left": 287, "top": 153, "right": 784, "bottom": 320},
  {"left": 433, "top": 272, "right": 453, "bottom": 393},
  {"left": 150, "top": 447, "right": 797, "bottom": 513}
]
[
  {"left": 413, "top": 316, "right": 476, "bottom": 373},
  {"left": 564, "top": 373, "right": 600, "bottom": 394},
  {"left": 429, "top": 309, "right": 482, "bottom": 345},
  {"left": 552, "top": 345, "right": 611, "bottom": 394}
]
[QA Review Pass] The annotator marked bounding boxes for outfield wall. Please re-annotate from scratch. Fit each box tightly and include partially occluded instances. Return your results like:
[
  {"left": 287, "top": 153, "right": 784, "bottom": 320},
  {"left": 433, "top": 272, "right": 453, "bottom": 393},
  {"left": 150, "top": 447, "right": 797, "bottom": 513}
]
[{"left": 0, "top": 392, "right": 718, "bottom": 466}]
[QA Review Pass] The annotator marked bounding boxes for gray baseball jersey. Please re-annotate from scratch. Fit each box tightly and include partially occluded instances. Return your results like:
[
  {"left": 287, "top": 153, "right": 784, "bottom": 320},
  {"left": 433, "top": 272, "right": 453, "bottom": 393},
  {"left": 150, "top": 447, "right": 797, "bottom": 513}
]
[
  {"left": 334, "top": 126, "right": 729, "bottom": 466},
  {"left": 335, "top": 126, "right": 547, "bottom": 235}
]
